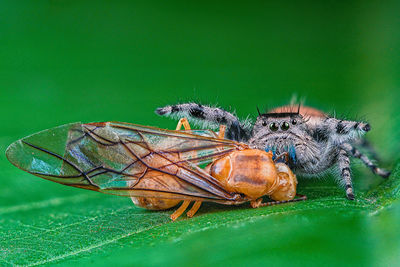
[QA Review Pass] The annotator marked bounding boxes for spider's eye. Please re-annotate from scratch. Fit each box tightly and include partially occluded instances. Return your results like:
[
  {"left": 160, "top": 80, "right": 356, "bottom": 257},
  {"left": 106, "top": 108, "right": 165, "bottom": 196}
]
[
  {"left": 262, "top": 121, "right": 267, "bottom": 126},
  {"left": 291, "top": 119, "right": 297, "bottom": 125},
  {"left": 281, "top": 122, "right": 290, "bottom": 131},
  {"left": 269, "top": 122, "right": 279, "bottom": 131}
]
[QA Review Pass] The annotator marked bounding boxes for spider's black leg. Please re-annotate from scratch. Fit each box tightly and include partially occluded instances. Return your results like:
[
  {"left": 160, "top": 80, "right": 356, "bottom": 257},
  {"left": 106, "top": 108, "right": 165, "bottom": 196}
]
[
  {"left": 338, "top": 148, "right": 355, "bottom": 200},
  {"left": 226, "top": 120, "right": 250, "bottom": 142},
  {"left": 353, "top": 138, "right": 381, "bottom": 162},
  {"left": 341, "top": 143, "right": 391, "bottom": 178},
  {"left": 155, "top": 102, "right": 251, "bottom": 142}
]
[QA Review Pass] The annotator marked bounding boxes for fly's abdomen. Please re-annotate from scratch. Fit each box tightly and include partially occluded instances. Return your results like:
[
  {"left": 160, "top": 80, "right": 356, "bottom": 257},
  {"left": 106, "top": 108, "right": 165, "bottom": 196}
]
[{"left": 209, "top": 149, "right": 278, "bottom": 199}]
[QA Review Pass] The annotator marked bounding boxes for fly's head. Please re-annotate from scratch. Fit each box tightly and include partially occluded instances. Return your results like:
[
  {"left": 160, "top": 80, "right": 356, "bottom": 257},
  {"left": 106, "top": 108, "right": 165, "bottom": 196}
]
[
  {"left": 249, "top": 112, "right": 308, "bottom": 154},
  {"left": 269, "top": 162, "right": 298, "bottom": 201}
]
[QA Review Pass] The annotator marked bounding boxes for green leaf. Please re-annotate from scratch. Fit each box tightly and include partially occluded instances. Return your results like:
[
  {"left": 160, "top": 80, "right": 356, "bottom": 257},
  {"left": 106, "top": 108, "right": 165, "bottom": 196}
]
[
  {"left": 1, "top": 132, "right": 399, "bottom": 266},
  {"left": 1, "top": 1, "right": 400, "bottom": 266}
]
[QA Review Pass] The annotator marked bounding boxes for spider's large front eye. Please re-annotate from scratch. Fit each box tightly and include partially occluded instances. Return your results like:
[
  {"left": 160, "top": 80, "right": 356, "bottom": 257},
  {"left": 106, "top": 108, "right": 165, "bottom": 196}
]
[
  {"left": 281, "top": 122, "right": 290, "bottom": 131},
  {"left": 269, "top": 122, "right": 279, "bottom": 131}
]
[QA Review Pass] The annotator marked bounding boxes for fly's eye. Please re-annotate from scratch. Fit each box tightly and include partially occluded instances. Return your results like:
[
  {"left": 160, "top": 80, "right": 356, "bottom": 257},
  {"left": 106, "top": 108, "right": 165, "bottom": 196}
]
[
  {"left": 262, "top": 121, "right": 267, "bottom": 126},
  {"left": 291, "top": 119, "right": 297, "bottom": 125},
  {"left": 281, "top": 122, "right": 290, "bottom": 131},
  {"left": 269, "top": 122, "right": 279, "bottom": 131}
]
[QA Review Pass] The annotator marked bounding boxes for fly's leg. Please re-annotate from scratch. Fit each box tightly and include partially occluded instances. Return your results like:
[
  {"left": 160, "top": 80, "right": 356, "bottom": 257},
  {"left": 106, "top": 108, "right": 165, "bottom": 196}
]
[
  {"left": 176, "top": 120, "right": 204, "bottom": 218},
  {"left": 250, "top": 194, "right": 307, "bottom": 208},
  {"left": 177, "top": 117, "right": 223, "bottom": 139},
  {"left": 132, "top": 118, "right": 193, "bottom": 213},
  {"left": 170, "top": 119, "right": 194, "bottom": 221},
  {"left": 170, "top": 200, "right": 191, "bottom": 221},
  {"left": 250, "top": 198, "right": 263, "bottom": 208},
  {"left": 176, "top": 117, "right": 191, "bottom": 130},
  {"left": 175, "top": 116, "right": 200, "bottom": 165},
  {"left": 172, "top": 119, "right": 211, "bottom": 219},
  {"left": 218, "top": 125, "right": 226, "bottom": 139},
  {"left": 187, "top": 201, "right": 202, "bottom": 218},
  {"left": 341, "top": 143, "right": 391, "bottom": 178}
]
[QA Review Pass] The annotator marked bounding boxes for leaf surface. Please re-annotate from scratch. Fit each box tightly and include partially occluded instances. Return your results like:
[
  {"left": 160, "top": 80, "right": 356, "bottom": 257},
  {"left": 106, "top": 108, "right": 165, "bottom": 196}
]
[
  {"left": 1, "top": 134, "right": 399, "bottom": 267},
  {"left": 1, "top": 1, "right": 400, "bottom": 266}
]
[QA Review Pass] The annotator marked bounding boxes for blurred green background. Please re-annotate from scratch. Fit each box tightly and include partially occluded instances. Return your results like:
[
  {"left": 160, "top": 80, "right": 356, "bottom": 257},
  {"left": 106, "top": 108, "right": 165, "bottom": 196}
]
[{"left": 1, "top": 1, "right": 400, "bottom": 266}]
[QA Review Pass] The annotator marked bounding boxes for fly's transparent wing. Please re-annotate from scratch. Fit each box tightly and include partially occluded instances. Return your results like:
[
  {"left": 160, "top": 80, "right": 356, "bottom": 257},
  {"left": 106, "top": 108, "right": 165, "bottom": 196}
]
[{"left": 6, "top": 122, "right": 246, "bottom": 202}]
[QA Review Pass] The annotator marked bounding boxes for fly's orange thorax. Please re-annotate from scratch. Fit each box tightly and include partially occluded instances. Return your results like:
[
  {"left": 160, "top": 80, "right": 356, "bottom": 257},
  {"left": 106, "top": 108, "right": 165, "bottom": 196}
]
[{"left": 208, "top": 149, "right": 278, "bottom": 200}]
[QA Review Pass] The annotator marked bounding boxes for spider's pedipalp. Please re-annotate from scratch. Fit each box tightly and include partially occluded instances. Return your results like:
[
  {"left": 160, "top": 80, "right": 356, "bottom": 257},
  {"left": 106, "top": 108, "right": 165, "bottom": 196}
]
[{"left": 156, "top": 103, "right": 252, "bottom": 142}]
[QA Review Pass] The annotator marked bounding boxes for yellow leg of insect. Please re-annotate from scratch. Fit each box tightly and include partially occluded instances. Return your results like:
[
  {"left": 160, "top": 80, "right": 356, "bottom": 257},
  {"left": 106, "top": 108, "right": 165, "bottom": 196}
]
[
  {"left": 170, "top": 200, "right": 191, "bottom": 221},
  {"left": 176, "top": 118, "right": 191, "bottom": 131},
  {"left": 250, "top": 194, "right": 307, "bottom": 208},
  {"left": 176, "top": 117, "right": 199, "bottom": 160},
  {"left": 218, "top": 125, "right": 226, "bottom": 139},
  {"left": 186, "top": 201, "right": 202, "bottom": 218},
  {"left": 250, "top": 198, "right": 263, "bottom": 208}
]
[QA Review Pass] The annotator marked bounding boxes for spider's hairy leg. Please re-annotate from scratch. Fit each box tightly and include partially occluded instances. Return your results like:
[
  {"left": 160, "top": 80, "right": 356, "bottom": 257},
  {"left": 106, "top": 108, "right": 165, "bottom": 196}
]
[
  {"left": 341, "top": 143, "right": 391, "bottom": 178},
  {"left": 337, "top": 149, "right": 355, "bottom": 200},
  {"left": 156, "top": 103, "right": 238, "bottom": 127},
  {"left": 155, "top": 102, "right": 251, "bottom": 141},
  {"left": 250, "top": 195, "right": 307, "bottom": 208},
  {"left": 323, "top": 117, "right": 371, "bottom": 144},
  {"left": 353, "top": 138, "right": 381, "bottom": 162}
]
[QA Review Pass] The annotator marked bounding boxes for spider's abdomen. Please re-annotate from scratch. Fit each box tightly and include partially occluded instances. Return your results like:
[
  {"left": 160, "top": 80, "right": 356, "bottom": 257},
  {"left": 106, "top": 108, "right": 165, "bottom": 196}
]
[{"left": 268, "top": 105, "right": 326, "bottom": 118}]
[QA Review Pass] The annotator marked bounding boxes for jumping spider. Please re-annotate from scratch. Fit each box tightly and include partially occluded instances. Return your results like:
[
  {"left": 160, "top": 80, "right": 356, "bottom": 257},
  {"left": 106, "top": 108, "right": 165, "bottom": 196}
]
[{"left": 156, "top": 102, "right": 391, "bottom": 200}]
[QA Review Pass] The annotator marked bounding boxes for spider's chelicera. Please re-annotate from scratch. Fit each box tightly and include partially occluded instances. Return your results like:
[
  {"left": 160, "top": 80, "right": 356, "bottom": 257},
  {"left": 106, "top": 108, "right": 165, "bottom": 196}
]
[{"left": 156, "top": 102, "right": 391, "bottom": 200}]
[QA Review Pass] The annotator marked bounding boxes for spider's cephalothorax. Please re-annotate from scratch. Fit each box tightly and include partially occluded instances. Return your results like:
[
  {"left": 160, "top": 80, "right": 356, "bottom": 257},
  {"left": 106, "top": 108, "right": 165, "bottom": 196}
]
[{"left": 156, "top": 103, "right": 391, "bottom": 200}]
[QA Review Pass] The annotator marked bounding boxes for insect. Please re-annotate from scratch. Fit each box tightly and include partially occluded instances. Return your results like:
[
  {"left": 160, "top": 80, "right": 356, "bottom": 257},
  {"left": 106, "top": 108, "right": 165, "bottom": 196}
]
[
  {"left": 6, "top": 118, "right": 305, "bottom": 221},
  {"left": 156, "top": 102, "right": 391, "bottom": 200}
]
